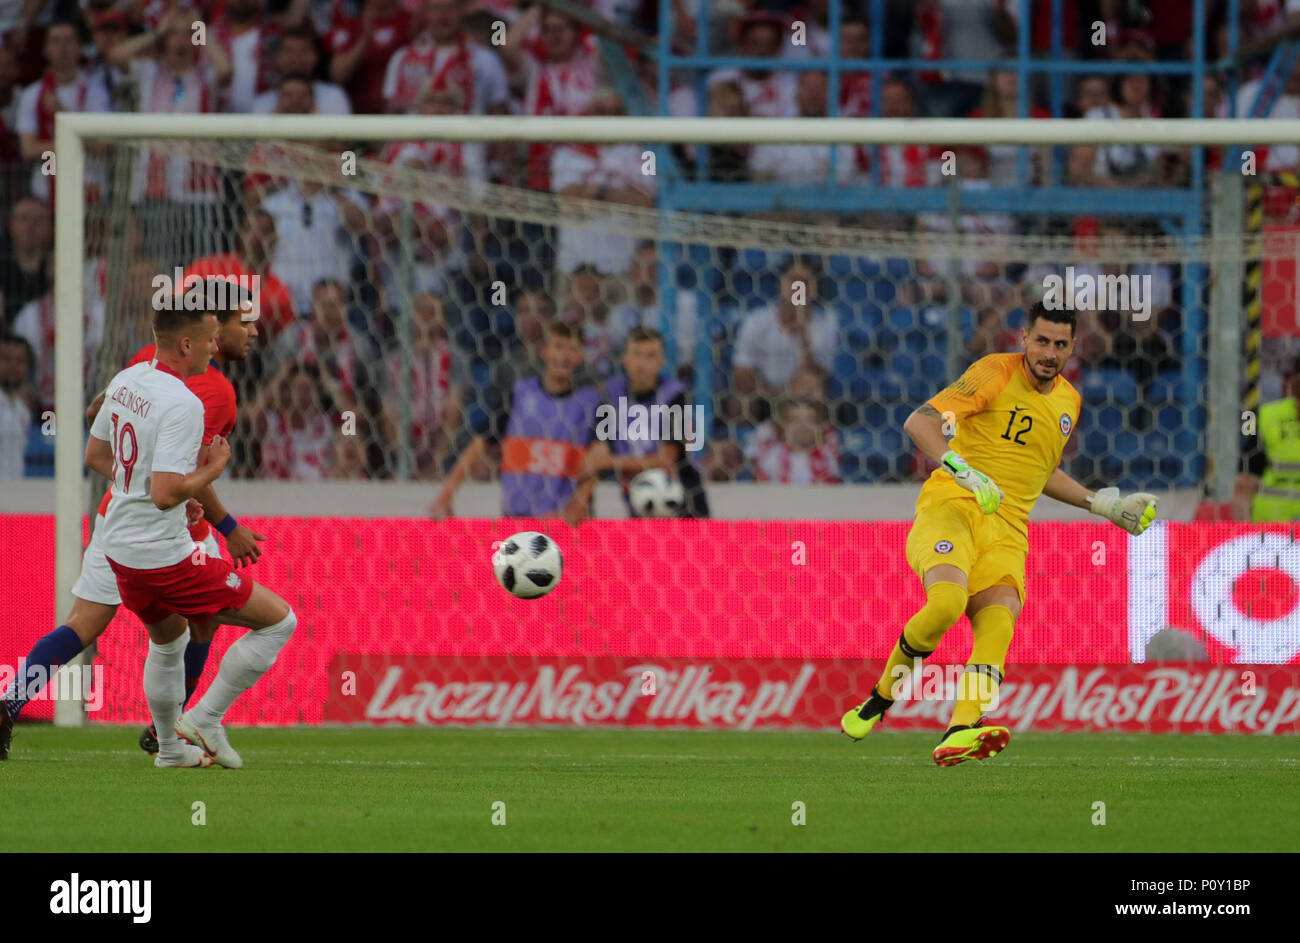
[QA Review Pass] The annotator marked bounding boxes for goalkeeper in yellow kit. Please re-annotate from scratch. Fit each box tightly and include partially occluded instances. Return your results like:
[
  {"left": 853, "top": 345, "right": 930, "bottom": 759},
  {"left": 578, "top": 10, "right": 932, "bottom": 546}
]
[{"left": 841, "top": 304, "right": 1157, "bottom": 765}]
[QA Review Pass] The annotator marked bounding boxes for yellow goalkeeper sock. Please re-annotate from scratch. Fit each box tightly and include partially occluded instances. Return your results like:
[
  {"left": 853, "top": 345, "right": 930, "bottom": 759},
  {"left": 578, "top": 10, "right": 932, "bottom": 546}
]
[
  {"left": 874, "top": 581, "right": 967, "bottom": 700},
  {"left": 948, "top": 604, "right": 1015, "bottom": 729}
]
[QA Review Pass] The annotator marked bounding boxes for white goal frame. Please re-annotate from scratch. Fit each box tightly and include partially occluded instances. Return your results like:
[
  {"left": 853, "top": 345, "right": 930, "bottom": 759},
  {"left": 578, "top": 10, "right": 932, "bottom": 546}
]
[{"left": 49, "top": 114, "right": 1300, "bottom": 724}]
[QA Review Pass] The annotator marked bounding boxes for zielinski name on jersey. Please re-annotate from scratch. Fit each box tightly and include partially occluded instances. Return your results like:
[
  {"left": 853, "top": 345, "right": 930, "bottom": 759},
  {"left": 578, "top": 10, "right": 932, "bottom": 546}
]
[{"left": 110, "top": 385, "right": 153, "bottom": 419}]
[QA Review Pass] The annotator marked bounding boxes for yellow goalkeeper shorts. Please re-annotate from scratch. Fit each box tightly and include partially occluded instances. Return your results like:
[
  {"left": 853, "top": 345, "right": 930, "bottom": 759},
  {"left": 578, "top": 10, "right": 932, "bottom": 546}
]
[{"left": 904, "top": 490, "right": 1028, "bottom": 605}]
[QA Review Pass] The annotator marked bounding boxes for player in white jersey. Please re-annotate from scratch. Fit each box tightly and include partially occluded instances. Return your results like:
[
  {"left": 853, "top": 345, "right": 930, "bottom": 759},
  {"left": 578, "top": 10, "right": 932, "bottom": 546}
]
[
  {"left": 0, "top": 278, "right": 260, "bottom": 762},
  {"left": 87, "top": 304, "right": 297, "bottom": 769}
]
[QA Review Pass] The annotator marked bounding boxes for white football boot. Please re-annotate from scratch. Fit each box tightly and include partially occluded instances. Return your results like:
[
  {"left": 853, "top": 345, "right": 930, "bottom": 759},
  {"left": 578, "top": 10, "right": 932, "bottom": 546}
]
[
  {"left": 175, "top": 712, "right": 243, "bottom": 769},
  {"left": 155, "top": 742, "right": 213, "bottom": 769}
]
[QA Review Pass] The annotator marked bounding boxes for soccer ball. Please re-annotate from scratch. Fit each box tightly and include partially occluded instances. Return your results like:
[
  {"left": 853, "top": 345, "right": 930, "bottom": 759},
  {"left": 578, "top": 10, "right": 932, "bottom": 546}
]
[
  {"left": 492, "top": 531, "right": 563, "bottom": 599},
  {"left": 628, "top": 468, "right": 685, "bottom": 518}
]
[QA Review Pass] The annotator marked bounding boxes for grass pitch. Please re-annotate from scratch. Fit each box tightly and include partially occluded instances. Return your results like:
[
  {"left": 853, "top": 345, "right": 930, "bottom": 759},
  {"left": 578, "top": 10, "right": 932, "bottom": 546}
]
[{"left": 1, "top": 726, "right": 1294, "bottom": 852}]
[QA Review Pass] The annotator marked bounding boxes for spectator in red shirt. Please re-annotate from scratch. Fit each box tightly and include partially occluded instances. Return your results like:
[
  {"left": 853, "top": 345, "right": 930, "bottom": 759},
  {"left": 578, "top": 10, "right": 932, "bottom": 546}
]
[
  {"left": 184, "top": 209, "right": 296, "bottom": 337},
  {"left": 327, "top": 0, "right": 414, "bottom": 115}
]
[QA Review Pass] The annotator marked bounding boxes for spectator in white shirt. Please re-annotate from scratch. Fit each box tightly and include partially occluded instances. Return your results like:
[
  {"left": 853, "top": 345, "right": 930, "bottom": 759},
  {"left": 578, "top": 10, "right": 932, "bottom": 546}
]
[
  {"left": 749, "top": 71, "right": 855, "bottom": 184},
  {"left": 706, "top": 11, "right": 795, "bottom": 118},
  {"left": 256, "top": 169, "right": 368, "bottom": 316},
  {"left": 0, "top": 332, "right": 37, "bottom": 479},
  {"left": 216, "top": 0, "right": 279, "bottom": 113},
  {"left": 551, "top": 88, "right": 656, "bottom": 276},
  {"left": 110, "top": 5, "right": 232, "bottom": 267},
  {"left": 16, "top": 20, "right": 112, "bottom": 203},
  {"left": 13, "top": 269, "right": 104, "bottom": 413},
  {"left": 251, "top": 25, "right": 352, "bottom": 115},
  {"left": 382, "top": 0, "right": 509, "bottom": 115},
  {"left": 732, "top": 258, "right": 835, "bottom": 403}
]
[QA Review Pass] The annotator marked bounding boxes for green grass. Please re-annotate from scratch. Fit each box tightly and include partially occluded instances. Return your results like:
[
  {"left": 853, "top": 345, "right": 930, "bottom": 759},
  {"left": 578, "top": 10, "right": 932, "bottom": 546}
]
[{"left": 1, "top": 726, "right": 1295, "bottom": 852}]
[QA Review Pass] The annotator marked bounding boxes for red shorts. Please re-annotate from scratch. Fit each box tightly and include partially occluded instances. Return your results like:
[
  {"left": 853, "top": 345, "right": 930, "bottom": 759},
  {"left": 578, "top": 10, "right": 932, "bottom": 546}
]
[{"left": 109, "top": 552, "right": 254, "bottom": 625}]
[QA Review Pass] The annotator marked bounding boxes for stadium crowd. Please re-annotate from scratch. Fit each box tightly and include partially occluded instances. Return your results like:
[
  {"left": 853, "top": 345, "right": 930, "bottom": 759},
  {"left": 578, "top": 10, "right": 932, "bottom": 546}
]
[{"left": 0, "top": 0, "right": 1296, "bottom": 496}]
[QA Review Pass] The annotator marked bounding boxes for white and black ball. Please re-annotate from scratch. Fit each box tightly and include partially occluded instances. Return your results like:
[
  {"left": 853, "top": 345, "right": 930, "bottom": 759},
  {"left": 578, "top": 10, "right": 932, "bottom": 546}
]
[
  {"left": 493, "top": 531, "right": 563, "bottom": 599},
  {"left": 628, "top": 468, "right": 686, "bottom": 518}
]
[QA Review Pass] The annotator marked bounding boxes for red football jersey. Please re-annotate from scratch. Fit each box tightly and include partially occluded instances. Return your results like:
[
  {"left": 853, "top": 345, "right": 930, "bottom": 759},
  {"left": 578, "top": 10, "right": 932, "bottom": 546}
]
[{"left": 96, "top": 344, "right": 238, "bottom": 542}]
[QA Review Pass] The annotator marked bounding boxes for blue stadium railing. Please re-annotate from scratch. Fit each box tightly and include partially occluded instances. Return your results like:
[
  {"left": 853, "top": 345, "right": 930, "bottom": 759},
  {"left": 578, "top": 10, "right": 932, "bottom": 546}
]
[{"left": 640, "top": 0, "right": 1275, "bottom": 488}]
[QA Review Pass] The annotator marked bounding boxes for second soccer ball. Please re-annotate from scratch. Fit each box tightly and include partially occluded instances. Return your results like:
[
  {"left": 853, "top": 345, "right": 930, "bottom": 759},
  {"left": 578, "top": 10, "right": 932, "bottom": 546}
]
[{"left": 629, "top": 469, "right": 685, "bottom": 518}]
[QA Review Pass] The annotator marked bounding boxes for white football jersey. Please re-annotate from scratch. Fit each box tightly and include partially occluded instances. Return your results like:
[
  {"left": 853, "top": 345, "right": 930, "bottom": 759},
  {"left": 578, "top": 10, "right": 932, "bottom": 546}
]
[{"left": 90, "top": 360, "right": 205, "bottom": 569}]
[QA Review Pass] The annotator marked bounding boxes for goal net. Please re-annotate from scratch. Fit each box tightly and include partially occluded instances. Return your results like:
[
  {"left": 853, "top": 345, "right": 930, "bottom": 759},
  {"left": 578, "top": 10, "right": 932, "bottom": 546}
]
[{"left": 39, "top": 115, "right": 1300, "bottom": 731}]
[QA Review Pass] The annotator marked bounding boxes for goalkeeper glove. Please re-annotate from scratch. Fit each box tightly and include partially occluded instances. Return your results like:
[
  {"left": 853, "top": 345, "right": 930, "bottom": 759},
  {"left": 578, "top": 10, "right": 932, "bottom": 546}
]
[
  {"left": 1088, "top": 487, "right": 1157, "bottom": 535},
  {"left": 942, "top": 450, "right": 1002, "bottom": 514}
]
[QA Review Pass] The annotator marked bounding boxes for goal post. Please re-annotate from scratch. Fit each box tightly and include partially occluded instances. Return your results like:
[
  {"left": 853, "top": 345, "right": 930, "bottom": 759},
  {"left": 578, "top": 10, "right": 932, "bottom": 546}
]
[{"left": 50, "top": 113, "right": 1300, "bottom": 725}]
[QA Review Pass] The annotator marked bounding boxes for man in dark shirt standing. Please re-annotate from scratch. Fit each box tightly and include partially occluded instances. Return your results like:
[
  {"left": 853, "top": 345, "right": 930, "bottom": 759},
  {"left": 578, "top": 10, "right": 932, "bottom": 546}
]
[{"left": 577, "top": 327, "right": 711, "bottom": 518}]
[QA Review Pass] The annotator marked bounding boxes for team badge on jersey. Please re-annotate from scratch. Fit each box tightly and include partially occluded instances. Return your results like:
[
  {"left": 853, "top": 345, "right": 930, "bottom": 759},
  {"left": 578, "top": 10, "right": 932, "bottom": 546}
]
[
  {"left": 934, "top": 540, "right": 953, "bottom": 554},
  {"left": 1059, "top": 413, "right": 1072, "bottom": 437}
]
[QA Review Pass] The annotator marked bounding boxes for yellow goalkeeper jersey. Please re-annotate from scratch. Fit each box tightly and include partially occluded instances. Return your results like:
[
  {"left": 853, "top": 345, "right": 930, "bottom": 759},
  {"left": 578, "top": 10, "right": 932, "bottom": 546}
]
[{"left": 919, "top": 353, "right": 1082, "bottom": 537}]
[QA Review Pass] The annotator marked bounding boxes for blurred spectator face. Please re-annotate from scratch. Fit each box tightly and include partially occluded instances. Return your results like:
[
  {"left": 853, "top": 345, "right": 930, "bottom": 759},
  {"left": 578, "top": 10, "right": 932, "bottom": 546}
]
[
  {"left": 738, "top": 22, "right": 781, "bottom": 61},
  {"left": 566, "top": 267, "right": 602, "bottom": 314},
  {"left": 781, "top": 402, "right": 820, "bottom": 451},
  {"left": 412, "top": 292, "right": 446, "bottom": 346},
  {"left": 10, "top": 198, "right": 52, "bottom": 252},
  {"left": 0, "top": 339, "right": 29, "bottom": 390},
  {"left": 331, "top": 431, "right": 366, "bottom": 478},
  {"left": 629, "top": 244, "right": 656, "bottom": 291},
  {"left": 44, "top": 23, "right": 81, "bottom": 72},
  {"left": 780, "top": 263, "right": 817, "bottom": 309},
  {"left": 279, "top": 35, "right": 318, "bottom": 78},
  {"left": 90, "top": 15, "right": 126, "bottom": 57},
  {"left": 541, "top": 13, "right": 579, "bottom": 62},
  {"left": 542, "top": 330, "right": 583, "bottom": 378},
  {"left": 311, "top": 281, "right": 348, "bottom": 335},
  {"left": 1077, "top": 76, "right": 1109, "bottom": 112},
  {"left": 515, "top": 291, "right": 554, "bottom": 344},
  {"left": 1118, "top": 73, "right": 1150, "bottom": 109},
  {"left": 276, "top": 77, "right": 316, "bottom": 113},
  {"left": 161, "top": 22, "right": 199, "bottom": 70},
  {"left": 992, "top": 69, "right": 1017, "bottom": 101},
  {"left": 796, "top": 71, "right": 829, "bottom": 117},
  {"left": 708, "top": 81, "right": 745, "bottom": 117},
  {"left": 289, "top": 371, "right": 317, "bottom": 414},
  {"left": 880, "top": 80, "right": 913, "bottom": 118},
  {"left": 840, "top": 21, "right": 868, "bottom": 60},
  {"left": 239, "top": 213, "right": 277, "bottom": 267},
  {"left": 424, "top": 0, "right": 463, "bottom": 41},
  {"left": 622, "top": 337, "right": 664, "bottom": 391}
]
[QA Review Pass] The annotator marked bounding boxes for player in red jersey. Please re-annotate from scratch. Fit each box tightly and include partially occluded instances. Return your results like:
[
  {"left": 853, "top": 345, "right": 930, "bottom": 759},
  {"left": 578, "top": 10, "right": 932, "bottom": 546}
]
[
  {"left": 0, "top": 278, "right": 259, "bottom": 761},
  {"left": 88, "top": 301, "right": 295, "bottom": 769}
]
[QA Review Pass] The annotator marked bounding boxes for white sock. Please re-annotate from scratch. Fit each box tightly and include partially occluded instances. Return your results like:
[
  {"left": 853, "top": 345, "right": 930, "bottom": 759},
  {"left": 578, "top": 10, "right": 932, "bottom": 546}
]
[
  {"left": 191, "top": 611, "right": 296, "bottom": 727},
  {"left": 144, "top": 629, "right": 190, "bottom": 755}
]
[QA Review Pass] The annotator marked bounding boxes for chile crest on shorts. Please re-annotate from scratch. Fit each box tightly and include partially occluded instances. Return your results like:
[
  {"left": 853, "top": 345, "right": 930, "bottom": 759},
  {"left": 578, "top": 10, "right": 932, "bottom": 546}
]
[
  {"left": 934, "top": 540, "right": 954, "bottom": 554},
  {"left": 1059, "top": 413, "right": 1072, "bottom": 437}
]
